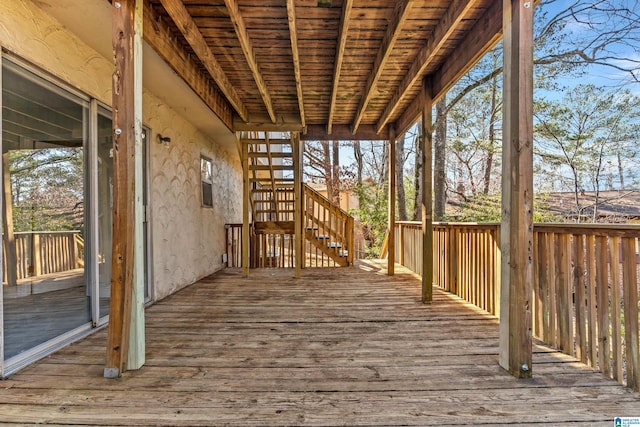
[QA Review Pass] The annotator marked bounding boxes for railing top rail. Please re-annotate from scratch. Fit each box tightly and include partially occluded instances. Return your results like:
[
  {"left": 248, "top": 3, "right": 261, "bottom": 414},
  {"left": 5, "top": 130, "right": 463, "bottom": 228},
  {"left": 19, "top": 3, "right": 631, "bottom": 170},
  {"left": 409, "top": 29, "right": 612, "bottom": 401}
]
[
  {"left": 7, "top": 230, "right": 82, "bottom": 236},
  {"left": 396, "top": 221, "right": 640, "bottom": 235},
  {"left": 396, "top": 221, "right": 500, "bottom": 230},
  {"left": 303, "top": 183, "right": 352, "bottom": 218}
]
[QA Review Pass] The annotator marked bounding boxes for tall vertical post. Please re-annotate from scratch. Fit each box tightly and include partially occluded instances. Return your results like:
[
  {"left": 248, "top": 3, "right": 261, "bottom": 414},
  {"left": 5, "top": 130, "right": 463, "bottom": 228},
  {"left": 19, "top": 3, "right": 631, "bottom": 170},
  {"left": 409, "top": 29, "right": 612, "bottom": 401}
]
[
  {"left": 421, "top": 78, "right": 433, "bottom": 304},
  {"left": 387, "top": 126, "right": 396, "bottom": 276},
  {"left": 242, "top": 136, "right": 250, "bottom": 277},
  {"left": 105, "top": 0, "right": 142, "bottom": 378},
  {"left": 128, "top": 0, "right": 145, "bottom": 371},
  {"left": 293, "top": 132, "right": 303, "bottom": 278},
  {"left": 499, "top": 0, "right": 534, "bottom": 379}
]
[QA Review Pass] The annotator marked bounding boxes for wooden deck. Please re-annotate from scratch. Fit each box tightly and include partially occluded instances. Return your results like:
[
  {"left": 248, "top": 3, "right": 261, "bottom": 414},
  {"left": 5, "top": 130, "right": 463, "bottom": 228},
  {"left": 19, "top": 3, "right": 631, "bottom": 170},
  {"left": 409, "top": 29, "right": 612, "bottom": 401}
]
[{"left": 0, "top": 260, "right": 638, "bottom": 425}]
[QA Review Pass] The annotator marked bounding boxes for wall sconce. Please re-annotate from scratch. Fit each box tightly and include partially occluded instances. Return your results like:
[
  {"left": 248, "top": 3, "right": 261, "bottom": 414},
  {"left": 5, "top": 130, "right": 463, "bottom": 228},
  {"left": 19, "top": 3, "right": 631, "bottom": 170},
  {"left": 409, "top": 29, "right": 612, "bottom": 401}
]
[{"left": 157, "top": 134, "right": 171, "bottom": 145}]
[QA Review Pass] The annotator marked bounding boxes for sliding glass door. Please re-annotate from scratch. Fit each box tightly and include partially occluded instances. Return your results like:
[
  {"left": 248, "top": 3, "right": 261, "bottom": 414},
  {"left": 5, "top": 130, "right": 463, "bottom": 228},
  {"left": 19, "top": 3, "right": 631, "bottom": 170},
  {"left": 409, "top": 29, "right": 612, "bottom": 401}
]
[
  {"left": 0, "top": 56, "right": 150, "bottom": 376},
  {"left": 1, "top": 59, "right": 90, "bottom": 362}
]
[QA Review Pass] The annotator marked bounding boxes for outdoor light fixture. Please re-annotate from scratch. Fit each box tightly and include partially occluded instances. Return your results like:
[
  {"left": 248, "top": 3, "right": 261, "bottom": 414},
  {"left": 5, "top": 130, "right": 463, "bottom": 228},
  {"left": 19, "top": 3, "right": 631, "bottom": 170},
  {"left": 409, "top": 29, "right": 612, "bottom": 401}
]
[{"left": 157, "top": 134, "right": 171, "bottom": 144}]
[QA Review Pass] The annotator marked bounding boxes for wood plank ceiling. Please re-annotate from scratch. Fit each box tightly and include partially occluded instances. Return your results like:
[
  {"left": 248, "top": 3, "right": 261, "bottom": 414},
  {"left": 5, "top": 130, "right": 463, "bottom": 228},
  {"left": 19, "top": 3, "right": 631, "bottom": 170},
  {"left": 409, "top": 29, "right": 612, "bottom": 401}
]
[{"left": 147, "top": 0, "right": 500, "bottom": 140}]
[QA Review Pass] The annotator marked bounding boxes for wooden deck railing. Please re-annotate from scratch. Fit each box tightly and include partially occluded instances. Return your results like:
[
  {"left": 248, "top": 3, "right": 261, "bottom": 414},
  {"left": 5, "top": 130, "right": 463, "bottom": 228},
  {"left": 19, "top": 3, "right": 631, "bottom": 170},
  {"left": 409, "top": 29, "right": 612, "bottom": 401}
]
[
  {"left": 226, "top": 185, "right": 355, "bottom": 269},
  {"left": 303, "top": 184, "right": 354, "bottom": 267},
  {"left": 2, "top": 230, "right": 84, "bottom": 284},
  {"left": 391, "top": 221, "right": 640, "bottom": 390}
]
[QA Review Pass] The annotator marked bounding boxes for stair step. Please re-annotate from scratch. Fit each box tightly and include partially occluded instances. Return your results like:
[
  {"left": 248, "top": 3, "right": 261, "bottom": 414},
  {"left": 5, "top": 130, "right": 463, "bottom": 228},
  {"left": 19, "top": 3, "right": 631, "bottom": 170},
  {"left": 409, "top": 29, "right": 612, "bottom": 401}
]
[
  {"left": 316, "top": 234, "right": 330, "bottom": 240},
  {"left": 241, "top": 138, "right": 293, "bottom": 145},
  {"left": 248, "top": 152, "right": 293, "bottom": 158},
  {"left": 328, "top": 242, "right": 343, "bottom": 249},
  {"left": 256, "top": 209, "right": 295, "bottom": 214},
  {"left": 251, "top": 177, "right": 294, "bottom": 183},
  {"left": 249, "top": 165, "right": 295, "bottom": 171},
  {"left": 252, "top": 187, "right": 294, "bottom": 193}
]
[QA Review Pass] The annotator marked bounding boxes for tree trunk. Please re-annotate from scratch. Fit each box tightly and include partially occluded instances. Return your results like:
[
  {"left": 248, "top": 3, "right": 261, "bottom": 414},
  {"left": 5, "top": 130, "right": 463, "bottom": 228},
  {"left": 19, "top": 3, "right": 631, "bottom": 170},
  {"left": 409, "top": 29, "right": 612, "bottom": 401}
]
[
  {"left": 483, "top": 73, "right": 498, "bottom": 195},
  {"left": 353, "top": 140, "right": 363, "bottom": 187},
  {"left": 434, "top": 95, "right": 447, "bottom": 221},
  {"left": 332, "top": 140, "right": 340, "bottom": 204},
  {"left": 617, "top": 152, "right": 625, "bottom": 190},
  {"left": 396, "top": 134, "right": 408, "bottom": 221},
  {"left": 413, "top": 120, "right": 423, "bottom": 221},
  {"left": 322, "top": 140, "right": 333, "bottom": 201}
]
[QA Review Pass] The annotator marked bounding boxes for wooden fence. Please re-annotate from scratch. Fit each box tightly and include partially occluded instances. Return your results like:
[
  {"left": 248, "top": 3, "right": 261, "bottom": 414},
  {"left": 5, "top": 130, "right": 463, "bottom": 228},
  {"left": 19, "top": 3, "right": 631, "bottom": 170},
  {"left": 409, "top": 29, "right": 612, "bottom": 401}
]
[
  {"left": 391, "top": 221, "right": 640, "bottom": 390},
  {"left": 2, "top": 231, "right": 84, "bottom": 284}
]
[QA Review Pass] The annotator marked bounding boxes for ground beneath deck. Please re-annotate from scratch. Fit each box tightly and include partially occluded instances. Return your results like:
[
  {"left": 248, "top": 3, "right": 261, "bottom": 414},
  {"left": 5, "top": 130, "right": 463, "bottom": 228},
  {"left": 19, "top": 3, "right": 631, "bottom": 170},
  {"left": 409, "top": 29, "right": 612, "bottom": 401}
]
[{"left": 0, "top": 260, "right": 638, "bottom": 426}]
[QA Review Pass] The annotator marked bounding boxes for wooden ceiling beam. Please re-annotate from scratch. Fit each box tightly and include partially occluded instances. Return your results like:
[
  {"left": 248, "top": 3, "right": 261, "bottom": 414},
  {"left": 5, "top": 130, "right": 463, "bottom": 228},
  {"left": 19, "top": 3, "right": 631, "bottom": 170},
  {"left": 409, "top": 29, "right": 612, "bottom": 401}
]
[
  {"left": 376, "top": 0, "right": 480, "bottom": 133},
  {"left": 431, "top": 0, "right": 503, "bottom": 101},
  {"left": 286, "top": 0, "right": 306, "bottom": 128},
  {"left": 326, "top": 0, "right": 354, "bottom": 135},
  {"left": 233, "top": 114, "right": 303, "bottom": 132},
  {"left": 393, "top": 1, "right": 503, "bottom": 139},
  {"left": 302, "top": 124, "right": 388, "bottom": 141},
  {"left": 158, "top": 0, "right": 248, "bottom": 122},
  {"left": 351, "top": 0, "right": 414, "bottom": 134},
  {"left": 223, "top": 0, "right": 276, "bottom": 123},
  {"left": 142, "top": 3, "right": 233, "bottom": 130}
]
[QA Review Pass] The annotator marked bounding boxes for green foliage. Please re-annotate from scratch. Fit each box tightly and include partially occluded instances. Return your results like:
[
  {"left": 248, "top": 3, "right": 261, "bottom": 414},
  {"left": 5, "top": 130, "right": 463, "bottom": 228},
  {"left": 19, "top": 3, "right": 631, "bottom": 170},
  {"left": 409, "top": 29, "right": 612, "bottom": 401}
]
[
  {"left": 534, "top": 85, "right": 640, "bottom": 198},
  {"left": 448, "top": 193, "right": 562, "bottom": 223},
  {"left": 350, "top": 182, "right": 388, "bottom": 258},
  {"left": 10, "top": 148, "right": 84, "bottom": 233}
]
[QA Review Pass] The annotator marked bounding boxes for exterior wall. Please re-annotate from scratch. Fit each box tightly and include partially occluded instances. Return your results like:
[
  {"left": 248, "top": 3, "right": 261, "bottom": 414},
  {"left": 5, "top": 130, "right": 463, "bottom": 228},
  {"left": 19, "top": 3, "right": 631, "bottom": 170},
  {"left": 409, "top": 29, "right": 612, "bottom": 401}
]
[
  {"left": 0, "top": 0, "right": 242, "bottom": 301},
  {"left": 146, "top": 98, "right": 242, "bottom": 299}
]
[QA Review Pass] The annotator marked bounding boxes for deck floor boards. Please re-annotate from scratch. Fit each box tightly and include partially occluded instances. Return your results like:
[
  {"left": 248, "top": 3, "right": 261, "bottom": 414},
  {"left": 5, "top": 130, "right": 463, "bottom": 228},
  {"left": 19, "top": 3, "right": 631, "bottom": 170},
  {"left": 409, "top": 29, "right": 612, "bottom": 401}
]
[{"left": 1, "top": 260, "right": 638, "bottom": 425}]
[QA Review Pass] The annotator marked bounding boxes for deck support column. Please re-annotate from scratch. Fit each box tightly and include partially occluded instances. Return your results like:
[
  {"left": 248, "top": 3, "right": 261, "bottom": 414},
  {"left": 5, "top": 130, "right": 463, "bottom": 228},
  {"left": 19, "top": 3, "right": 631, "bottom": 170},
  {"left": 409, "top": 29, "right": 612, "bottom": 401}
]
[
  {"left": 105, "top": 0, "right": 145, "bottom": 378},
  {"left": 421, "top": 78, "right": 433, "bottom": 304},
  {"left": 293, "top": 132, "right": 303, "bottom": 278},
  {"left": 242, "top": 137, "right": 250, "bottom": 277},
  {"left": 387, "top": 126, "right": 396, "bottom": 276},
  {"left": 499, "top": 0, "right": 534, "bottom": 379}
]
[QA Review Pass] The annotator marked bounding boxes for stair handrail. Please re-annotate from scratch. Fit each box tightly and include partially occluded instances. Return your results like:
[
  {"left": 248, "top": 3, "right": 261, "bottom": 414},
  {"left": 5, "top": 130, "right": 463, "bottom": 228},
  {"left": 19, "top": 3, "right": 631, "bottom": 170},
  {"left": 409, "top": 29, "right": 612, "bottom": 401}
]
[{"left": 303, "top": 184, "right": 355, "bottom": 265}]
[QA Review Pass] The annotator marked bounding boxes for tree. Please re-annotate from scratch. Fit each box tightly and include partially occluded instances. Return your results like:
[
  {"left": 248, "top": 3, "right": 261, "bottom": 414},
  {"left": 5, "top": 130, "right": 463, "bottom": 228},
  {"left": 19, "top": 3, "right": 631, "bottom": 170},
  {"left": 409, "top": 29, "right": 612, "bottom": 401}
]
[
  {"left": 9, "top": 147, "right": 84, "bottom": 232},
  {"left": 396, "top": 134, "right": 408, "bottom": 221},
  {"left": 434, "top": 95, "right": 447, "bottom": 221},
  {"left": 534, "top": 85, "right": 640, "bottom": 221}
]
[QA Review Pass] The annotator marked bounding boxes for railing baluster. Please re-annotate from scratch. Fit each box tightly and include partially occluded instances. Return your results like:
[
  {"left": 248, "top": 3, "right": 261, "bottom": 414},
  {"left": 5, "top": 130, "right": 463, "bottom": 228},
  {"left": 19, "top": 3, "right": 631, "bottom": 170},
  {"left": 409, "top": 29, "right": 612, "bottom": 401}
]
[{"left": 622, "top": 237, "right": 639, "bottom": 391}]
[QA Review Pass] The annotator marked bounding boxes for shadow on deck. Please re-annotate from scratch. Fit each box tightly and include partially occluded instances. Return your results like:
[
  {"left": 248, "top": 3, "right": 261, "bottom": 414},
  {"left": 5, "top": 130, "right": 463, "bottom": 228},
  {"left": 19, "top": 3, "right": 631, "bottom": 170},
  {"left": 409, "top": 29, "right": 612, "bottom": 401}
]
[{"left": 0, "top": 260, "right": 638, "bottom": 425}]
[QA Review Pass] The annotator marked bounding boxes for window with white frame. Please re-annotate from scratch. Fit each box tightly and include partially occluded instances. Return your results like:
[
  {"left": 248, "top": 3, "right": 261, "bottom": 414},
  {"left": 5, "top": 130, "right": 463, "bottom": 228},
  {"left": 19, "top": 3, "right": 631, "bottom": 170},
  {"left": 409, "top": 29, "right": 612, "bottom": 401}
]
[{"left": 201, "top": 156, "right": 213, "bottom": 207}]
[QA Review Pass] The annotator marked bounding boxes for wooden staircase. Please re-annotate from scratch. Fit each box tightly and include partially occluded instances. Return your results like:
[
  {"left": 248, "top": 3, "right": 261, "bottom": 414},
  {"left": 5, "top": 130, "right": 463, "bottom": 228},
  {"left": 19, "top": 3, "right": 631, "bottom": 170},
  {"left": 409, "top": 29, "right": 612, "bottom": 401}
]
[
  {"left": 303, "top": 184, "right": 354, "bottom": 267},
  {"left": 239, "top": 132, "right": 354, "bottom": 268}
]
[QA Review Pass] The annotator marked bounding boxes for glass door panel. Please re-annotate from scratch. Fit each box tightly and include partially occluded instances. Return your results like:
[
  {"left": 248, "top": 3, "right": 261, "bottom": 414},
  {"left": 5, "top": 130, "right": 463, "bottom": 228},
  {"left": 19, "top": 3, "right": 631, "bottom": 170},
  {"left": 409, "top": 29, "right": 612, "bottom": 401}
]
[
  {"left": 96, "top": 108, "right": 113, "bottom": 319},
  {"left": 2, "top": 60, "right": 90, "bottom": 360}
]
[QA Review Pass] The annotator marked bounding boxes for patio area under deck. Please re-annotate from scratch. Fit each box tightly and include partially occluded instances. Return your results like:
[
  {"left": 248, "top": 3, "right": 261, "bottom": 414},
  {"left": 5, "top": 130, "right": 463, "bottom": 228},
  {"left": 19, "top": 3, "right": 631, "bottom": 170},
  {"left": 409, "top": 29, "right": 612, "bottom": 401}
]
[{"left": 0, "top": 260, "right": 637, "bottom": 426}]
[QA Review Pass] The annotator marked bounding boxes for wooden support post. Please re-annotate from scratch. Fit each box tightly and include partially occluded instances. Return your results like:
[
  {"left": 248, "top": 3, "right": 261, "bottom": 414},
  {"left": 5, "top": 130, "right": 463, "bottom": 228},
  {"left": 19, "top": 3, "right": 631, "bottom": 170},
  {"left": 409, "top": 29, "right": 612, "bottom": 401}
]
[
  {"left": 387, "top": 127, "right": 396, "bottom": 276},
  {"left": 128, "top": 0, "right": 145, "bottom": 371},
  {"left": 499, "top": 0, "right": 534, "bottom": 379},
  {"left": 421, "top": 78, "right": 433, "bottom": 304},
  {"left": 2, "top": 153, "right": 17, "bottom": 287},
  {"left": 105, "top": 0, "right": 142, "bottom": 378},
  {"left": 293, "top": 132, "right": 303, "bottom": 278},
  {"left": 242, "top": 136, "right": 250, "bottom": 277}
]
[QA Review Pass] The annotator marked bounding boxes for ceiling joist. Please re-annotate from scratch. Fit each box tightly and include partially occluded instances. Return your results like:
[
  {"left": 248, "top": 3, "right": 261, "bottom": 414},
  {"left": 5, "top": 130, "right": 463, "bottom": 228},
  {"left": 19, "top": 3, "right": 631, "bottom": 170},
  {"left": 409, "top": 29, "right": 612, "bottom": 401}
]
[
  {"left": 377, "top": 0, "right": 480, "bottom": 133},
  {"left": 286, "top": 0, "right": 306, "bottom": 128},
  {"left": 351, "top": 0, "right": 414, "bottom": 134},
  {"left": 223, "top": 0, "right": 276, "bottom": 123},
  {"left": 394, "top": 1, "right": 502, "bottom": 138},
  {"left": 142, "top": 3, "right": 234, "bottom": 130},
  {"left": 158, "top": 0, "right": 248, "bottom": 122},
  {"left": 326, "top": 0, "right": 354, "bottom": 135}
]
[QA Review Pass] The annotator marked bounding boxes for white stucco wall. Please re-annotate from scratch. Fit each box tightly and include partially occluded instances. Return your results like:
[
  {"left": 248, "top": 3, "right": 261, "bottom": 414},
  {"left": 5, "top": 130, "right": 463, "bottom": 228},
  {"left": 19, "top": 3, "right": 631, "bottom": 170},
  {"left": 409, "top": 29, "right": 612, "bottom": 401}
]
[{"left": 0, "top": 0, "right": 242, "bottom": 300}]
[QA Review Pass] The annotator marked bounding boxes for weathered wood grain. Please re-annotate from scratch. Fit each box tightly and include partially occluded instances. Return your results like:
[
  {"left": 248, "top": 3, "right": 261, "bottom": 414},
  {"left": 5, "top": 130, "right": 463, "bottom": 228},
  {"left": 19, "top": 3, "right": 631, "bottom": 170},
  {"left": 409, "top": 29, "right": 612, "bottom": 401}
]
[{"left": 1, "top": 260, "right": 638, "bottom": 425}]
